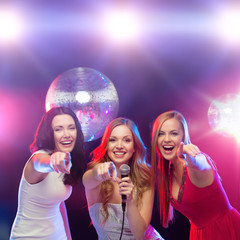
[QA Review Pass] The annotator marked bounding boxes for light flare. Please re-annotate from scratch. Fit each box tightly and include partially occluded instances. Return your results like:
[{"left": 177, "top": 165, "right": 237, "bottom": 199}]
[{"left": 0, "top": 8, "right": 24, "bottom": 43}]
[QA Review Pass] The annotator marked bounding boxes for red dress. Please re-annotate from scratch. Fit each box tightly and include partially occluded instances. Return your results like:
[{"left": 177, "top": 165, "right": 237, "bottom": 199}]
[{"left": 170, "top": 162, "right": 240, "bottom": 240}]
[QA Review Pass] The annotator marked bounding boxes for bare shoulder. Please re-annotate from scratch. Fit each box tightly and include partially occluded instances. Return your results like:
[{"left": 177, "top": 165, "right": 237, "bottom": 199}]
[{"left": 24, "top": 152, "right": 49, "bottom": 184}]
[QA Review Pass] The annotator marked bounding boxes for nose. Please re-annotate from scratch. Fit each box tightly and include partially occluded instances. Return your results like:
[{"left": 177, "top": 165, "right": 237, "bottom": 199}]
[
  {"left": 63, "top": 129, "right": 71, "bottom": 138},
  {"left": 116, "top": 140, "right": 123, "bottom": 149},
  {"left": 163, "top": 134, "right": 171, "bottom": 142}
]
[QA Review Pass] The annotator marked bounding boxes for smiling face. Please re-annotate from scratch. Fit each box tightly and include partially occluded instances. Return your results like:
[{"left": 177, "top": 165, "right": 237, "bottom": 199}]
[
  {"left": 157, "top": 118, "right": 184, "bottom": 161},
  {"left": 107, "top": 125, "right": 135, "bottom": 167},
  {"left": 52, "top": 114, "right": 77, "bottom": 153}
]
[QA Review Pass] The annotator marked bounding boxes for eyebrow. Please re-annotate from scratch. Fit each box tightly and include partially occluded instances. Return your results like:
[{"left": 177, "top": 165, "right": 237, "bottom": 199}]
[
  {"left": 159, "top": 129, "right": 178, "bottom": 132},
  {"left": 110, "top": 135, "right": 133, "bottom": 138},
  {"left": 53, "top": 123, "right": 76, "bottom": 128}
]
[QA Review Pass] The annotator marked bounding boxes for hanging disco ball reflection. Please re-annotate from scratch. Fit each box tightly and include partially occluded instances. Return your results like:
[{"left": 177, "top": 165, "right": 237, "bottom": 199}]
[
  {"left": 208, "top": 93, "right": 240, "bottom": 140},
  {"left": 45, "top": 67, "right": 119, "bottom": 142}
]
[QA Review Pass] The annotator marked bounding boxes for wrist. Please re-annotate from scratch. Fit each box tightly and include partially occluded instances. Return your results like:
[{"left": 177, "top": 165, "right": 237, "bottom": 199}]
[
  {"left": 93, "top": 167, "right": 102, "bottom": 182},
  {"left": 49, "top": 156, "right": 55, "bottom": 171}
]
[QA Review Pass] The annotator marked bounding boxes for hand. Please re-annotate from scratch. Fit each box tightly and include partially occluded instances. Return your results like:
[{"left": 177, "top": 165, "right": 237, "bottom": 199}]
[
  {"left": 177, "top": 142, "right": 201, "bottom": 162},
  {"left": 117, "top": 176, "right": 134, "bottom": 201},
  {"left": 177, "top": 142, "right": 201, "bottom": 158},
  {"left": 50, "top": 152, "right": 72, "bottom": 174},
  {"left": 95, "top": 162, "right": 117, "bottom": 182}
]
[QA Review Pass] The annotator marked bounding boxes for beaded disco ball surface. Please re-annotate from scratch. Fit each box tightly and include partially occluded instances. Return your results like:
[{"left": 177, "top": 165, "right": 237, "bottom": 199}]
[
  {"left": 45, "top": 67, "right": 119, "bottom": 142},
  {"left": 208, "top": 93, "right": 240, "bottom": 137}
]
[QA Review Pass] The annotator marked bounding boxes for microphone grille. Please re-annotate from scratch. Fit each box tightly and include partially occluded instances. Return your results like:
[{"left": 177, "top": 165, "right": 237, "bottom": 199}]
[{"left": 120, "top": 164, "right": 130, "bottom": 175}]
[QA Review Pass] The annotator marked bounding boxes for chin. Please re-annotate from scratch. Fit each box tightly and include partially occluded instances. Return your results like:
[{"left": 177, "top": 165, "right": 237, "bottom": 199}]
[
  {"left": 161, "top": 153, "right": 173, "bottom": 161},
  {"left": 59, "top": 147, "right": 73, "bottom": 152},
  {"left": 113, "top": 159, "right": 129, "bottom": 166}
]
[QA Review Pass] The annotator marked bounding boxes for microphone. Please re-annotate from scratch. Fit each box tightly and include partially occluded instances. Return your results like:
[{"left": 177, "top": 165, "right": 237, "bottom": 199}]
[{"left": 119, "top": 164, "right": 130, "bottom": 212}]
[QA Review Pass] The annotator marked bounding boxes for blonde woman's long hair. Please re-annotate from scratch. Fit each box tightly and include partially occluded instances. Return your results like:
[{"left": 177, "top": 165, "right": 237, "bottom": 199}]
[
  {"left": 151, "top": 110, "right": 191, "bottom": 227},
  {"left": 88, "top": 117, "right": 153, "bottom": 222}
]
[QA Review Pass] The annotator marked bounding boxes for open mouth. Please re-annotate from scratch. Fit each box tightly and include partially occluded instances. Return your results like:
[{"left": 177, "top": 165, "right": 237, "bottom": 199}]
[
  {"left": 61, "top": 141, "right": 72, "bottom": 146},
  {"left": 163, "top": 146, "right": 174, "bottom": 152}
]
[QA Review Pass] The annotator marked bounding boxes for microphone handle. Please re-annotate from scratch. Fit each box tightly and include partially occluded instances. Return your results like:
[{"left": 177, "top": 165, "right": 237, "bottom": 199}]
[{"left": 121, "top": 174, "right": 128, "bottom": 211}]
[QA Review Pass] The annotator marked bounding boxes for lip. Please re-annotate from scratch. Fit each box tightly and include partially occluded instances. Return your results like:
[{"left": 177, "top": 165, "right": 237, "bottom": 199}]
[
  {"left": 113, "top": 151, "right": 126, "bottom": 158},
  {"left": 60, "top": 141, "right": 73, "bottom": 147},
  {"left": 162, "top": 145, "right": 175, "bottom": 154}
]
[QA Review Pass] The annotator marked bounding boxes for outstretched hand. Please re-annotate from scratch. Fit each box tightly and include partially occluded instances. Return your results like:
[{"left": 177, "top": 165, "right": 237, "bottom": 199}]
[
  {"left": 95, "top": 162, "right": 117, "bottom": 182},
  {"left": 50, "top": 152, "right": 72, "bottom": 174},
  {"left": 177, "top": 142, "right": 201, "bottom": 160}
]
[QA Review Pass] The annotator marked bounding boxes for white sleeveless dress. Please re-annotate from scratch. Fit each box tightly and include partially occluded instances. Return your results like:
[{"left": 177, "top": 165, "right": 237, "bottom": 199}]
[
  {"left": 10, "top": 150, "right": 72, "bottom": 240},
  {"left": 89, "top": 203, "right": 164, "bottom": 240}
]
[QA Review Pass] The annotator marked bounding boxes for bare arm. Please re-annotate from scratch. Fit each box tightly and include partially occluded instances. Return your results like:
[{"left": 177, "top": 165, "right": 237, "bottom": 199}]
[
  {"left": 127, "top": 188, "right": 154, "bottom": 240},
  {"left": 82, "top": 162, "right": 117, "bottom": 206},
  {"left": 60, "top": 201, "right": 72, "bottom": 240},
  {"left": 83, "top": 162, "right": 117, "bottom": 189},
  {"left": 24, "top": 152, "right": 51, "bottom": 184},
  {"left": 178, "top": 142, "right": 214, "bottom": 187},
  {"left": 118, "top": 177, "right": 154, "bottom": 240},
  {"left": 24, "top": 151, "right": 71, "bottom": 184}
]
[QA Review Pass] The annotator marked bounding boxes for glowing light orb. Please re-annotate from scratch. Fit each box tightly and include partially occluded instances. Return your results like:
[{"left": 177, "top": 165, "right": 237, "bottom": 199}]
[
  {"left": 0, "top": 9, "right": 24, "bottom": 43},
  {"left": 102, "top": 9, "right": 140, "bottom": 43},
  {"left": 45, "top": 67, "right": 119, "bottom": 142},
  {"left": 208, "top": 94, "right": 240, "bottom": 142},
  {"left": 215, "top": 6, "right": 240, "bottom": 45}
]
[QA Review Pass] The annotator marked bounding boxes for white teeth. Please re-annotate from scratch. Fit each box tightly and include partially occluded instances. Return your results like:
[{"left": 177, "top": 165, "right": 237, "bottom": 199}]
[
  {"left": 163, "top": 146, "right": 174, "bottom": 151},
  {"left": 115, "top": 152, "right": 124, "bottom": 155},
  {"left": 62, "top": 141, "right": 71, "bottom": 145}
]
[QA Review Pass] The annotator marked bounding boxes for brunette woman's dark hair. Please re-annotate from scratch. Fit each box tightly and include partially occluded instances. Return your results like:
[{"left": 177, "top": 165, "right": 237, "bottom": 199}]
[{"left": 30, "top": 106, "right": 86, "bottom": 186}]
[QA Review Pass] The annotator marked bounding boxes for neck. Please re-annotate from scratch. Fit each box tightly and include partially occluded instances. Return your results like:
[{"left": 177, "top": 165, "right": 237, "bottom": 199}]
[{"left": 171, "top": 159, "right": 185, "bottom": 175}]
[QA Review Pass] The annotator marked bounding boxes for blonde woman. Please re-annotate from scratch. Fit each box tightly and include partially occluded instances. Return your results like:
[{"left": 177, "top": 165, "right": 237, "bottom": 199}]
[
  {"left": 151, "top": 110, "right": 240, "bottom": 240},
  {"left": 83, "top": 117, "right": 163, "bottom": 240}
]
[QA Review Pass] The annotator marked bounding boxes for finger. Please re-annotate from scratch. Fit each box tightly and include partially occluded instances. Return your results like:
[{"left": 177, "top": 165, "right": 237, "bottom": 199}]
[
  {"left": 111, "top": 169, "right": 117, "bottom": 181},
  {"left": 119, "top": 185, "right": 133, "bottom": 198},
  {"left": 120, "top": 177, "right": 130, "bottom": 183},
  {"left": 55, "top": 153, "right": 69, "bottom": 173},
  {"left": 187, "top": 145, "right": 200, "bottom": 157},
  {"left": 64, "top": 153, "right": 71, "bottom": 174},
  {"left": 96, "top": 164, "right": 107, "bottom": 180},
  {"left": 177, "top": 142, "right": 184, "bottom": 159},
  {"left": 50, "top": 156, "right": 59, "bottom": 173},
  {"left": 108, "top": 162, "right": 114, "bottom": 172},
  {"left": 96, "top": 169, "right": 102, "bottom": 181},
  {"left": 108, "top": 162, "right": 117, "bottom": 180},
  {"left": 65, "top": 152, "right": 71, "bottom": 163},
  {"left": 63, "top": 159, "right": 70, "bottom": 174},
  {"left": 66, "top": 160, "right": 72, "bottom": 173},
  {"left": 116, "top": 177, "right": 121, "bottom": 183},
  {"left": 97, "top": 168, "right": 103, "bottom": 180},
  {"left": 58, "top": 160, "right": 67, "bottom": 173},
  {"left": 192, "top": 145, "right": 201, "bottom": 155}
]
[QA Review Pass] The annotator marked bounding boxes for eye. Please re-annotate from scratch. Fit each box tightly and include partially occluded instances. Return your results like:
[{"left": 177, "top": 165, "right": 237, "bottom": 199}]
[
  {"left": 158, "top": 131, "right": 164, "bottom": 137},
  {"left": 54, "top": 128, "right": 62, "bottom": 132},
  {"left": 171, "top": 132, "right": 178, "bottom": 136},
  {"left": 124, "top": 138, "right": 132, "bottom": 143},
  {"left": 109, "top": 138, "right": 116, "bottom": 142}
]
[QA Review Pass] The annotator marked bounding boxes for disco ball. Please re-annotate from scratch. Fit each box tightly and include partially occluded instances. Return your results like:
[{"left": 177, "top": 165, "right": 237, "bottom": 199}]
[
  {"left": 45, "top": 67, "right": 119, "bottom": 142},
  {"left": 208, "top": 93, "right": 240, "bottom": 138}
]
